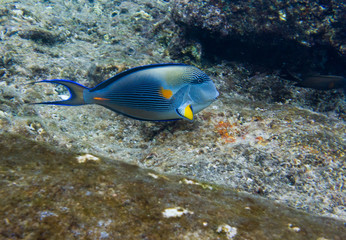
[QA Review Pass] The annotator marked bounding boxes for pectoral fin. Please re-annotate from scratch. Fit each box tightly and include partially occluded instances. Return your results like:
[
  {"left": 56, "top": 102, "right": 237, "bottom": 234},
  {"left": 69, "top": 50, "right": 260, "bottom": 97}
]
[{"left": 176, "top": 104, "right": 194, "bottom": 121}]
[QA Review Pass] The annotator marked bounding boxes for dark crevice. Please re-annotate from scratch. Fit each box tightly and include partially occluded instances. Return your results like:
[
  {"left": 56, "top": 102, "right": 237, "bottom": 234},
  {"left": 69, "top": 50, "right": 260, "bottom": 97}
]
[{"left": 185, "top": 28, "right": 346, "bottom": 76}]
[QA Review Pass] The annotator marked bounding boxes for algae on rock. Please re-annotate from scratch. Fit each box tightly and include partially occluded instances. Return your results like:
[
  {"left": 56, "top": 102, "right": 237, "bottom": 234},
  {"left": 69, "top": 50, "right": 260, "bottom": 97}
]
[{"left": 0, "top": 133, "right": 345, "bottom": 239}]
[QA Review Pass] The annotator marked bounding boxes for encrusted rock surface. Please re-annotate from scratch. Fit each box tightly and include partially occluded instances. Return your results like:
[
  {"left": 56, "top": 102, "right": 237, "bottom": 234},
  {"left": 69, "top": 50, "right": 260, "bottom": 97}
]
[
  {"left": 0, "top": 0, "right": 345, "bottom": 233},
  {"left": 1, "top": 133, "right": 345, "bottom": 239},
  {"left": 172, "top": 0, "right": 346, "bottom": 75}
]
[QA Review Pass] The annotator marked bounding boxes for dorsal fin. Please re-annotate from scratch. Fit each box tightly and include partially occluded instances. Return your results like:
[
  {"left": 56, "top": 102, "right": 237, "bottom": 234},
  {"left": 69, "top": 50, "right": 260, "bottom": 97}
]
[{"left": 90, "top": 63, "right": 188, "bottom": 92}]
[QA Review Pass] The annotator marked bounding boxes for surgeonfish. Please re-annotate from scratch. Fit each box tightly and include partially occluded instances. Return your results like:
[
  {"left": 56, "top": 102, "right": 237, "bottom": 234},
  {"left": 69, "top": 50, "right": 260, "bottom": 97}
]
[{"left": 30, "top": 63, "right": 219, "bottom": 121}]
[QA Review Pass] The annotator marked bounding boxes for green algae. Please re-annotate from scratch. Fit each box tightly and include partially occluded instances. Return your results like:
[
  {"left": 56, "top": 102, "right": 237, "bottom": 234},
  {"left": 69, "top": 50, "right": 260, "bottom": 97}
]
[
  {"left": 0, "top": 0, "right": 345, "bottom": 226},
  {"left": 0, "top": 133, "right": 345, "bottom": 239}
]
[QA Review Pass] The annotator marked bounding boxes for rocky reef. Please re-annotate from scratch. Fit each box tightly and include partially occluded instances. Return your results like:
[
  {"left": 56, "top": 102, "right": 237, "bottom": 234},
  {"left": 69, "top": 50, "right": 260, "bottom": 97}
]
[
  {"left": 169, "top": 0, "right": 346, "bottom": 115},
  {"left": 1, "top": 133, "right": 345, "bottom": 239},
  {"left": 0, "top": 0, "right": 345, "bottom": 237},
  {"left": 172, "top": 0, "right": 346, "bottom": 74}
]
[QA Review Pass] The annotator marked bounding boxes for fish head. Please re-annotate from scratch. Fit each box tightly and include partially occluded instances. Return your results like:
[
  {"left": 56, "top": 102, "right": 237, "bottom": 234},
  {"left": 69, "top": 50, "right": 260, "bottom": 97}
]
[
  {"left": 173, "top": 66, "right": 219, "bottom": 120},
  {"left": 174, "top": 79, "right": 218, "bottom": 120},
  {"left": 189, "top": 79, "right": 219, "bottom": 113}
]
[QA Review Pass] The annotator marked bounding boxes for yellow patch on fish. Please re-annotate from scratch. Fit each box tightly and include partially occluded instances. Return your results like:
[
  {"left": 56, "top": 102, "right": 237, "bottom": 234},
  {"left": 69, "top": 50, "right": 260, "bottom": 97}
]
[
  {"left": 94, "top": 97, "right": 110, "bottom": 101},
  {"left": 160, "top": 87, "right": 173, "bottom": 99},
  {"left": 184, "top": 104, "right": 193, "bottom": 120}
]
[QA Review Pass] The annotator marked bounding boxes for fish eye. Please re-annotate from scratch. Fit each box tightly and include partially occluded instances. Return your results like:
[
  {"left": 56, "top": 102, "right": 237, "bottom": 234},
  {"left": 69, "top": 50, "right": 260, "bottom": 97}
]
[
  {"left": 187, "top": 68, "right": 212, "bottom": 85},
  {"left": 191, "top": 75, "right": 202, "bottom": 84},
  {"left": 192, "top": 75, "right": 209, "bottom": 84}
]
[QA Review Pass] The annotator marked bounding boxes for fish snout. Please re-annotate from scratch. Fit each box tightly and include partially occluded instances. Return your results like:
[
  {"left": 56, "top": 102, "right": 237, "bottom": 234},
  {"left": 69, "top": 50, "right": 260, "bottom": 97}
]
[{"left": 213, "top": 89, "right": 220, "bottom": 100}]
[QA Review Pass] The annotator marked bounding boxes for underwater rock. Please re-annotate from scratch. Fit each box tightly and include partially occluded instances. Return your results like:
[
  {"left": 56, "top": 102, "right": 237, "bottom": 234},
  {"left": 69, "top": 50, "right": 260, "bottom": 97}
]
[
  {"left": 0, "top": 133, "right": 345, "bottom": 239},
  {"left": 19, "top": 27, "right": 64, "bottom": 45},
  {"left": 0, "top": 0, "right": 345, "bottom": 227},
  {"left": 172, "top": 0, "right": 346, "bottom": 75}
]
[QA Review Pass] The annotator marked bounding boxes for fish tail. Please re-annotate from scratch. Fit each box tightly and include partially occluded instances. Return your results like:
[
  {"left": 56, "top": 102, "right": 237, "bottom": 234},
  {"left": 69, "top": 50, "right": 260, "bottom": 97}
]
[{"left": 29, "top": 79, "right": 89, "bottom": 106}]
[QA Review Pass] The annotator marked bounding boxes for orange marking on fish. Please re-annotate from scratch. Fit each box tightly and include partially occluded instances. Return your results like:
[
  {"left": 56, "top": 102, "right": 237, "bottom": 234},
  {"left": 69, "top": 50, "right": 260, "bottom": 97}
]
[
  {"left": 160, "top": 87, "right": 173, "bottom": 99},
  {"left": 93, "top": 97, "right": 110, "bottom": 101}
]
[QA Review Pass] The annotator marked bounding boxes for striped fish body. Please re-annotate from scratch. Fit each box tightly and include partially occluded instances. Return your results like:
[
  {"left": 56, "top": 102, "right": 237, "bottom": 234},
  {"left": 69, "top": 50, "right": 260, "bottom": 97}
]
[{"left": 32, "top": 63, "right": 219, "bottom": 121}]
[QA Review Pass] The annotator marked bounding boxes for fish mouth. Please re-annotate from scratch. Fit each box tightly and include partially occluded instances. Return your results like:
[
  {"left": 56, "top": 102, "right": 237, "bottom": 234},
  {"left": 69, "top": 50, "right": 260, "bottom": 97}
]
[{"left": 213, "top": 91, "right": 220, "bottom": 100}]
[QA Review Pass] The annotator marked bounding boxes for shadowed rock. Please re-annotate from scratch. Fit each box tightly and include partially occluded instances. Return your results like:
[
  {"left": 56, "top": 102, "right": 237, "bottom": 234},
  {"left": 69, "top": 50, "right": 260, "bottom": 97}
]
[
  {"left": 172, "top": 0, "right": 346, "bottom": 75},
  {"left": 0, "top": 133, "right": 345, "bottom": 239}
]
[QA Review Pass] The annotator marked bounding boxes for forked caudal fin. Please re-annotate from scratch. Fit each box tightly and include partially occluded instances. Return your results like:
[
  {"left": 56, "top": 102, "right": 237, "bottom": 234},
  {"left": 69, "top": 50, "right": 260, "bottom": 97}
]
[{"left": 28, "top": 79, "right": 88, "bottom": 106}]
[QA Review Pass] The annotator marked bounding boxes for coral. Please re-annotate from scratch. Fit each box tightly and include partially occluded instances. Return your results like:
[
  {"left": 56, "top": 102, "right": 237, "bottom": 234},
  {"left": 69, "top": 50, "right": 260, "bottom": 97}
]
[{"left": 214, "top": 120, "right": 247, "bottom": 143}]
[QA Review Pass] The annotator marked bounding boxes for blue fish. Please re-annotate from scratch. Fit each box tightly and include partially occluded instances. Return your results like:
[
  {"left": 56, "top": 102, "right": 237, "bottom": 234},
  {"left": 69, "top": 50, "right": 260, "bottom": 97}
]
[{"left": 31, "top": 63, "right": 219, "bottom": 121}]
